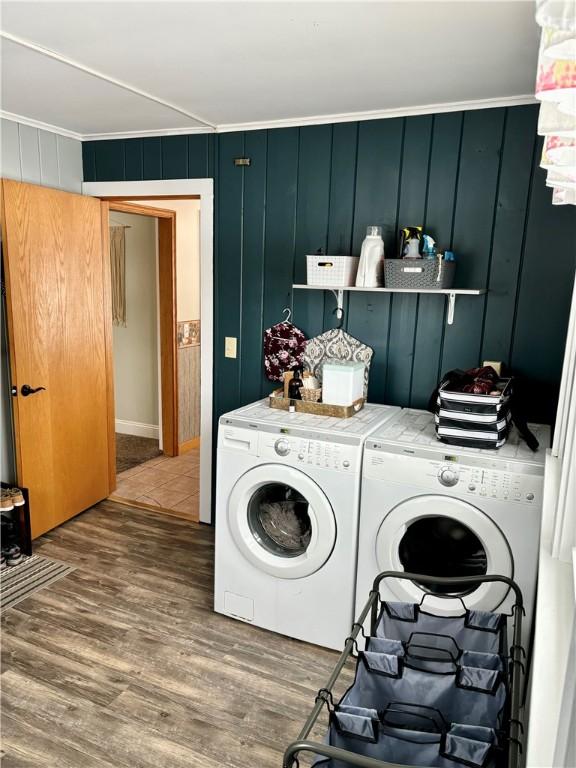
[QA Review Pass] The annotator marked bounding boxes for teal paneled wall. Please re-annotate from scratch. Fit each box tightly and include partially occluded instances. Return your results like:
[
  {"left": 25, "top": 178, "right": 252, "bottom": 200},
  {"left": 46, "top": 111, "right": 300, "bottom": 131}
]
[{"left": 83, "top": 105, "right": 576, "bottom": 426}]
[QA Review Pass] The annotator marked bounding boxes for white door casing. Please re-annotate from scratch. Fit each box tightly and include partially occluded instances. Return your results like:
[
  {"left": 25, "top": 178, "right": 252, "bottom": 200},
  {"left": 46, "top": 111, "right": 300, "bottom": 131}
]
[
  {"left": 82, "top": 180, "right": 213, "bottom": 523},
  {"left": 228, "top": 463, "right": 337, "bottom": 579}
]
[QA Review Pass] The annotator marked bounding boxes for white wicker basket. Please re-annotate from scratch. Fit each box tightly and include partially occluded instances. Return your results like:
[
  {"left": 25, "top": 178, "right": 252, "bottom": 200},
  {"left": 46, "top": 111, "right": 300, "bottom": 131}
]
[{"left": 306, "top": 255, "right": 359, "bottom": 287}]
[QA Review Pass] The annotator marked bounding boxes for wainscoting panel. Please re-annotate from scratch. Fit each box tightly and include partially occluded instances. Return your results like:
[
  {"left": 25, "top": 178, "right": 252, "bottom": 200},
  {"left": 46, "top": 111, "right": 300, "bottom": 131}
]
[{"left": 178, "top": 344, "right": 201, "bottom": 444}]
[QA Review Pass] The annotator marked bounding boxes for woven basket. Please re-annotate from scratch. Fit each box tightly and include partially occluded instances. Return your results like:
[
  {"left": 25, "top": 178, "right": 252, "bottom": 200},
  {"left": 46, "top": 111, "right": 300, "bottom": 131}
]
[{"left": 299, "top": 387, "right": 322, "bottom": 402}]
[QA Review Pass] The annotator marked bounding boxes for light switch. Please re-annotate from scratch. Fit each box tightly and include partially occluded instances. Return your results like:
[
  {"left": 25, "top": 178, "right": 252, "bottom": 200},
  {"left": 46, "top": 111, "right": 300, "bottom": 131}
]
[{"left": 225, "top": 336, "right": 237, "bottom": 358}]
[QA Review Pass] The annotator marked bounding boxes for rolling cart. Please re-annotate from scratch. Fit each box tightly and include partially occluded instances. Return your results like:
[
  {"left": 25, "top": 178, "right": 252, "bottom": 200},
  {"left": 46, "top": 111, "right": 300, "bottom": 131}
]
[{"left": 284, "top": 571, "right": 525, "bottom": 768}]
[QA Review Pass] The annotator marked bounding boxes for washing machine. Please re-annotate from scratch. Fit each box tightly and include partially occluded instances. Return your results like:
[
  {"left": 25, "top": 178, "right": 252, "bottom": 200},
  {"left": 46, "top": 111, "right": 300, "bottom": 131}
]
[
  {"left": 214, "top": 399, "right": 401, "bottom": 650},
  {"left": 355, "top": 409, "right": 550, "bottom": 654}
]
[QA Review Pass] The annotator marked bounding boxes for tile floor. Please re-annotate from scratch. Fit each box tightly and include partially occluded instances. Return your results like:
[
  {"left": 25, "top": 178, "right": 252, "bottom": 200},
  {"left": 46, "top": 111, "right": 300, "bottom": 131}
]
[{"left": 109, "top": 447, "right": 200, "bottom": 522}]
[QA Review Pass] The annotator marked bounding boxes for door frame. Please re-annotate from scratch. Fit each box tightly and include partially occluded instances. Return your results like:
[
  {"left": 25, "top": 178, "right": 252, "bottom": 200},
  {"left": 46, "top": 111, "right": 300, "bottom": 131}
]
[
  {"left": 84, "top": 180, "right": 214, "bottom": 525},
  {"left": 105, "top": 200, "right": 178, "bottom": 486}
]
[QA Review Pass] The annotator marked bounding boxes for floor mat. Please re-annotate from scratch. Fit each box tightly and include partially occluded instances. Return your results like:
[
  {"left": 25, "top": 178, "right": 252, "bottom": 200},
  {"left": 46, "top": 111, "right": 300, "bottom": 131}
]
[
  {"left": 116, "top": 433, "right": 162, "bottom": 473},
  {"left": 0, "top": 554, "right": 75, "bottom": 613}
]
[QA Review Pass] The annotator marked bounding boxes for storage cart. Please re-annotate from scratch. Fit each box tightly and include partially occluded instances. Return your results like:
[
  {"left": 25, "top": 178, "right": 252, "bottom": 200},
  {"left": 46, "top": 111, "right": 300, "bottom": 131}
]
[{"left": 283, "top": 571, "right": 525, "bottom": 768}]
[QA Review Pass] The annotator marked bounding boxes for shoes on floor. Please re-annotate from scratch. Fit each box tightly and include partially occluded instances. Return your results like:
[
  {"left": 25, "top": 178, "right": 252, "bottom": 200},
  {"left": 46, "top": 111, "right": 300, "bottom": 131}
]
[{"left": 4, "top": 545, "right": 23, "bottom": 567}]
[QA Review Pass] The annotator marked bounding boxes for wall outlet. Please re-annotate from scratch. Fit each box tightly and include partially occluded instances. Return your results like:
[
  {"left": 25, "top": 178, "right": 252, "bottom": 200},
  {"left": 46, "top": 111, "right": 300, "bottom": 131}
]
[
  {"left": 225, "top": 337, "right": 237, "bottom": 359},
  {"left": 483, "top": 360, "right": 502, "bottom": 375}
]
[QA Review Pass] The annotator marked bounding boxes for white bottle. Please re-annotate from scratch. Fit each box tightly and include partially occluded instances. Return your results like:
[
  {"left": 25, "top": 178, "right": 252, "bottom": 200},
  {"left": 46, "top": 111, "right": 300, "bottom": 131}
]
[{"left": 356, "top": 226, "right": 384, "bottom": 287}]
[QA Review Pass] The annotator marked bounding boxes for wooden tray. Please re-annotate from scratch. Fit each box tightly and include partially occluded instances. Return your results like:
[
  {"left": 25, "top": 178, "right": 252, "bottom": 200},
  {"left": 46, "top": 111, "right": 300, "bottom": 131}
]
[{"left": 269, "top": 389, "right": 364, "bottom": 418}]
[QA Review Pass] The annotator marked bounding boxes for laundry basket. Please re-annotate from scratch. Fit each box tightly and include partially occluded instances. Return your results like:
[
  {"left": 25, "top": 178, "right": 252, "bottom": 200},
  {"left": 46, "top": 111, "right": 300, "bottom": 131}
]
[{"left": 284, "top": 571, "right": 525, "bottom": 768}]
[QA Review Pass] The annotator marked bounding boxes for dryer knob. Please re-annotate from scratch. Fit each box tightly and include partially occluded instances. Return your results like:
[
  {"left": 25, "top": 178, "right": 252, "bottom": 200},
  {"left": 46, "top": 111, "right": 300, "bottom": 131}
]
[
  {"left": 274, "top": 438, "right": 290, "bottom": 456},
  {"left": 438, "top": 468, "right": 459, "bottom": 487}
]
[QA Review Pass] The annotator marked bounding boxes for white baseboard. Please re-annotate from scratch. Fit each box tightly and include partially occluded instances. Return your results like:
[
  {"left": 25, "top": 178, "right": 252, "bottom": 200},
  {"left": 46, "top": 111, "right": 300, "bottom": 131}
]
[{"left": 115, "top": 419, "right": 159, "bottom": 440}]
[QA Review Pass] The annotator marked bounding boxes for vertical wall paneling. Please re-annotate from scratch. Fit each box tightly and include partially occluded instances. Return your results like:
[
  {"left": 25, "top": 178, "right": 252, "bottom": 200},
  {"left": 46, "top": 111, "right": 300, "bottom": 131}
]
[
  {"left": 83, "top": 104, "right": 575, "bottom": 424},
  {"left": 348, "top": 118, "right": 403, "bottom": 402},
  {"left": 511, "top": 140, "right": 576, "bottom": 420},
  {"left": 142, "top": 137, "right": 162, "bottom": 180},
  {"left": 216, "top": 132, "right": 244, "bottom": 415},
  {"left": 410, "top": 112, "right": 463, "bottom": 406},
  {"left": 38, "top": 130, "right": 59, "bottom": 188},
  {"left": 386, "top": 115, "right": 433, "bottom": 405},
  {"left": 162, "top": 135, "right": 188, "bottom": 179},
  {"left": 292, "top": 124, "right": 333, "bottom": 340},
  {"left": 188, "top": 134, "right": 211, "bottom": 178},
  {"left": 125, "top": 139, "right": 143, "bottom": 181},
  {"left": 239, "top": 131, "right": 268, "bottom": 405},
  {"left": 481, "top": 106, "right": 537, "bottom": 365},
  {"left": 18, "top": 124, "right": 41, "bottom": 184},
  {"left": 82, "top": 141, "right": 96, "bottom": 182},
  {"left": 324, "top": 121, "right": 358, "bottom": 330},
  {"left": 440, "top": 108, "right": 506, "bottom": 374},
  {"left": 95, "top": 139, "right": 125, "bottom": 182},
  {"left": 57, "top": 136, "right": 83, "bottom": 192},
  {"left": 1, "top": 119, "right": 22, "bottom": 179},
  {"left": 261, "top": 128, "right": 300, "bottom": 381}
]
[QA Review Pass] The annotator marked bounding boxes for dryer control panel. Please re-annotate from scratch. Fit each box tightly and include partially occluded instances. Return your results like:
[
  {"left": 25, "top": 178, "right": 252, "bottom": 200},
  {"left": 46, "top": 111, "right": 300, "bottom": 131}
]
[
  {"left": 365, "top": 451, "right": 543, "bottom": 505},
  {"left": 260, "top": 434, "right": 358, "bottom": 472}
]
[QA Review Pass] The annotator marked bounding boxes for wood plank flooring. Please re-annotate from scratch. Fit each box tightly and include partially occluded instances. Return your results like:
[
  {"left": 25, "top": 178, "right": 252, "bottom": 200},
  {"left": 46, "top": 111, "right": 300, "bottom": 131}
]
[{"left": 0, "top": 501, "right": 355, "bottom": 767}]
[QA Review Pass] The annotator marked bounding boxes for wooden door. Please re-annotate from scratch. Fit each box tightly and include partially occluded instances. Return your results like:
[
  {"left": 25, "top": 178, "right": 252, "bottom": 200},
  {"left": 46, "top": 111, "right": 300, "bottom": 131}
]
[{"left": 1, "top": 179, "right": 112, "bottom": 538}]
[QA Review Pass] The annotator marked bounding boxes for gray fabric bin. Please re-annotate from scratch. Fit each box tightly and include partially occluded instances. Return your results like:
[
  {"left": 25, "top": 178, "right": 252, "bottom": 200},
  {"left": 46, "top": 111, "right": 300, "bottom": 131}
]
[
  {"left": 341, "top": 647, "right": 507, "bottom": 731},
  {"left": 313, "top": 706, "right": 498, "bottom": 768},
  {"left": 376, "top": 601, "right": 508, "bottom": 656}
]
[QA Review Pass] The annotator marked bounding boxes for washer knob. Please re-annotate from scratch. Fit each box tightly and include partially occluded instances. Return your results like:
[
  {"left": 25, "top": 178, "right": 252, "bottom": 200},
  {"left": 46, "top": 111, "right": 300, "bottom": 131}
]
[
  {"left": 342, "top": 460, "right": 351, "bottom": 468},
  {"left": 438, "top": 467, "right": 459, "bottom": 487},
  {"left": 526, "top": 492, "right": 535, "bottom": 501},
  {"left": 274, "top": 438, "right": 290, "bottom": 456}
]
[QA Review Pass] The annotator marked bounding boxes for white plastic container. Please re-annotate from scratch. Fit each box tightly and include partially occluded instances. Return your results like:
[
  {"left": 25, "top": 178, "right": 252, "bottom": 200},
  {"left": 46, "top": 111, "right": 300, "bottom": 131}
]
[
  {"left": 322, "top": 361, "right": 365, "bottom": 406},
  {"left": 306, "top": 255, "right": 359, "bottom": 287},
  {"left": 356, "top": 226, "right": 384, "bottom": 287}
]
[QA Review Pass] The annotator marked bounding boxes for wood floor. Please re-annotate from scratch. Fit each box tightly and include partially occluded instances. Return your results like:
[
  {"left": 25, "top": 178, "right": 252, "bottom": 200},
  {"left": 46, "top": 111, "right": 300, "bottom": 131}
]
[{"left": 0, "top": 500, "right": 354, "bottom": 767}]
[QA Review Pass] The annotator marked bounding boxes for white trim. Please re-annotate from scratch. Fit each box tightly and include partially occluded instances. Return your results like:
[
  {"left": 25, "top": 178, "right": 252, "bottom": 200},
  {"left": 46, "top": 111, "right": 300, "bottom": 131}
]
[
  {"left": 214, "top": 95, "right": 537, "bottom": 134},
  {"left": 115, "top": 419, "right": 159, "bottom": 440},
  {"left": 3, "top": 96, "right": 537, "bottom": 143},
  {"left": 83, "top": 126, "right": 213, "bottom": 140},
  {"left": 83, "top": 179, "right": 214, "bottom": 525},
  {"left": 0, "top": 110, "right": 83, "bottom": 141},
  {"left": 1, "top": 31, "right": 215, "bottom": 130}
]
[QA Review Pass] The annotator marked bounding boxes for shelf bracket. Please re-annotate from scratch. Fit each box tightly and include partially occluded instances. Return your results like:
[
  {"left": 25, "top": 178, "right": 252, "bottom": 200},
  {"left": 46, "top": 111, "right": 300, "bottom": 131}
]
[
  {"left": 330, "top": 289, "right": 345, "bottom": 321},
  {"left": 447, "top": 292, "right": 456, "bottom": 325}
]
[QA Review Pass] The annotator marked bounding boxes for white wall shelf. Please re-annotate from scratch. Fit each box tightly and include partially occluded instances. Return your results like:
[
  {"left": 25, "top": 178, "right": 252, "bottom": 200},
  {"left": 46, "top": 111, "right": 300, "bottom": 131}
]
[{"left": 292, "top": 284, "right": 487, "bottom": 326}]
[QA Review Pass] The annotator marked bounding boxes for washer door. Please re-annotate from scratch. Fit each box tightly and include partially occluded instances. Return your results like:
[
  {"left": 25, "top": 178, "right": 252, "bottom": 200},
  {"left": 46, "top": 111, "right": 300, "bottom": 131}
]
[
  {"left": 228, "top": 464, "right": 337, "bottom": 579},
  {"left": 375, "top": 495, "right": 512, "bottom": 614}
]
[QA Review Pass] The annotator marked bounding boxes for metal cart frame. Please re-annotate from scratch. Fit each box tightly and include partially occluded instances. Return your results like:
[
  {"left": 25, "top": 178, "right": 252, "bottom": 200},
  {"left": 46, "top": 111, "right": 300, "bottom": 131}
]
[{"left": 283, "top": 571, "right": 525, "bottom": 768}]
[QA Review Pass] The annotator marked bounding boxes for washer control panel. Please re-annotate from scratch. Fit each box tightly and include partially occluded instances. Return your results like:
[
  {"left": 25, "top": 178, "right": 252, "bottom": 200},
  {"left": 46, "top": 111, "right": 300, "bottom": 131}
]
[{"left": 265, "top": 435, "right": 356, "bottom": 471}]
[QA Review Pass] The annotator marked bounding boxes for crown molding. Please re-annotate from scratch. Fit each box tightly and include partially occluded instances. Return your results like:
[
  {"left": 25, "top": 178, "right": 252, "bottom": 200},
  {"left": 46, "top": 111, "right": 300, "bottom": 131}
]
[
  {"left": 0, "top": 110, "right": 83, "bottom": 141},
  {"left": 83, "top": 125, "right": 214, "bottom": 140},
  {"left": 216, "top": 95, "right": 538, "bottom": 134},
  {"left": 3, "top": 96, "right": 538, "bottom": 143}
]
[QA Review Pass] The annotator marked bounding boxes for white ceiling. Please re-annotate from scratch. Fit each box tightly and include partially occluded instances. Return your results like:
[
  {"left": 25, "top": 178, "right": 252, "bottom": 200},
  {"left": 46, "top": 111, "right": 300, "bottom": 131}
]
[{"left": 1, "top": 1, "right": 539, "bottom": 139}]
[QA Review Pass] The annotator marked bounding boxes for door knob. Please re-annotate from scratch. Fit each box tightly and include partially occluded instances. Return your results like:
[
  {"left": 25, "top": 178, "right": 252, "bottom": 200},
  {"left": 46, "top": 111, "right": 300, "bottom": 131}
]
[{"left": 21, "top": 384, "right": 46, "bottom": 397}]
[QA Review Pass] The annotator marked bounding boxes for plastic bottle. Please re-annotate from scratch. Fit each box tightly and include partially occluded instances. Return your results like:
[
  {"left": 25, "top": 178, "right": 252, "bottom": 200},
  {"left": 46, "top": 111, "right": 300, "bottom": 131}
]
[
  {"left": 422, "top": 234, "right": 437, "bottom": 259},
  {"left": 356, "top": 226, "right": 384, "bottom": 287}
]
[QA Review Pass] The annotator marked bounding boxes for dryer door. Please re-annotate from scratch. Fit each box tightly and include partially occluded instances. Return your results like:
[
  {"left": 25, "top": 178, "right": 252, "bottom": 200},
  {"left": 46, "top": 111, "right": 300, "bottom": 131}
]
[
  {"left": 375, "top": 495, "right": 512, "bottom": 614},
  {"left": 228, "top": 464, "right": 337, "bottom": 579}
]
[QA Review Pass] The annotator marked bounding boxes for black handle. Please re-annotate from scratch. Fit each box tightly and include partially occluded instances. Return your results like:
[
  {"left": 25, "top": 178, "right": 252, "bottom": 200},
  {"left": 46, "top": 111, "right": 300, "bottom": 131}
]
[{"left": 21, "top": 384, "right": 46, "bottom": 397}]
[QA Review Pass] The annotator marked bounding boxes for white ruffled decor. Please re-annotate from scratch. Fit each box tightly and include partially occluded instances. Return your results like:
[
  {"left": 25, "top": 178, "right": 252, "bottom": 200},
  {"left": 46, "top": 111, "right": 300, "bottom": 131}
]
[{"left": 535, "top": 1, "right": 576, "bottom": 203}]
